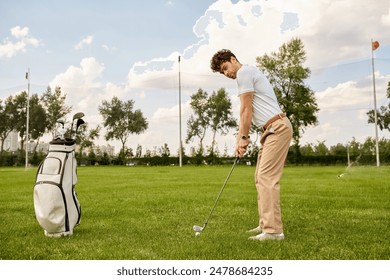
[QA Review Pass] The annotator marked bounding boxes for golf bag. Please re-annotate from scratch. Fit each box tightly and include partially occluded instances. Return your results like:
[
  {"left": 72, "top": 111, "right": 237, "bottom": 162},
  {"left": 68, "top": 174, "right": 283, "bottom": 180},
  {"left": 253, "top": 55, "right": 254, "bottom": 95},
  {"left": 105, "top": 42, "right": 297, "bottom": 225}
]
[{"left": 33, "top": 138, "right": 81, "bottom": 237}]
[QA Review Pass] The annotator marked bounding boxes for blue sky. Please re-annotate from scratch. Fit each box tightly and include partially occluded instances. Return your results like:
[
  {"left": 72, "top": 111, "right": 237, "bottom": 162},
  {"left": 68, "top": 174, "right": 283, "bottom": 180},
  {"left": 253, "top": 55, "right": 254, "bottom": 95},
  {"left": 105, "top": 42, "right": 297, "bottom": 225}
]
[
  {"left": 0, "top": 0, "right": 213, "bottom": 85},
  {"left": 1, "top": 0, "right": 390, "bottom": 156}
]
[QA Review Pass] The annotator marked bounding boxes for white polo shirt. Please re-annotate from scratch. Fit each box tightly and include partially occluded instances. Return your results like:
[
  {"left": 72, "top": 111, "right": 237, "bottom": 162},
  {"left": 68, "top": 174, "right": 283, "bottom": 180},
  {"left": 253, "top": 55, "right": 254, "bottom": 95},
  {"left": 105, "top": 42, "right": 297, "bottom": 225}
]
[{"left": 236, "top": 65, "right": 282, "bottom": 127}]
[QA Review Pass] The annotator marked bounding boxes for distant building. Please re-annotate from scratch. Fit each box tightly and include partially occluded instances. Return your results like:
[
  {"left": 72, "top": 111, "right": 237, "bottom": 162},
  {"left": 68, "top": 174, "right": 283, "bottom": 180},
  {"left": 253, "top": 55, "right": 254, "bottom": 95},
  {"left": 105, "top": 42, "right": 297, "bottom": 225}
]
[
  {"left": 2, "top": 131, "right": 19, "bottom": 152},
  {"left": 97, "top": 144, "right": 115, "bottom": 156},
  {"left": 1, "top": 132, "right": 116, "bottom": 157},
  {"left": 81, "top": 144, "right": 115, "bottom": 156}
]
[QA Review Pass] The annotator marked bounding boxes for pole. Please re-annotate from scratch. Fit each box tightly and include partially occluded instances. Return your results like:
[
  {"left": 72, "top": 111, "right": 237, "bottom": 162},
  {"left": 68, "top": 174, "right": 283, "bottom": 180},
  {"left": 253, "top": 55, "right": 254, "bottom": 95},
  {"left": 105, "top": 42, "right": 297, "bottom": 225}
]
[
  {"left": 25, "top": 68, "right": 30, "bottom": 169},
  {"left": 178, "top": 56, "right": 183, "bottom": 167},
  {"left": 371, "top": 39, "right": 380, "bottom": 167}
]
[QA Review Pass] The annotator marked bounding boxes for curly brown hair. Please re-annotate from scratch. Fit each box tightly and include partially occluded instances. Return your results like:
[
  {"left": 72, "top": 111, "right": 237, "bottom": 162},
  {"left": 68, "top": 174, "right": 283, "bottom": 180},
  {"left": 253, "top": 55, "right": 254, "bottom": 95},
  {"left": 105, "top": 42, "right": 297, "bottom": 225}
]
[{"left": 210, "top": 49, "right": 238, "bottom": 73}]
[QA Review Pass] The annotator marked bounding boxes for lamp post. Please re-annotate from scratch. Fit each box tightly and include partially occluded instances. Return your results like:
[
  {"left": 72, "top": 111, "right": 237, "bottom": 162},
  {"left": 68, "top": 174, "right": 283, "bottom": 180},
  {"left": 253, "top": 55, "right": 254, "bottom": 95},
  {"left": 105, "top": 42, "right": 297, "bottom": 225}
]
[
  {"left": 178, "top": 56, "right": 183, "bottom": 167},
  {"left": 371, "top": 39, "right": 380, "bottom": 167},
  {"left": 25, "top": 68, "right": 30, "bottom": 169}
]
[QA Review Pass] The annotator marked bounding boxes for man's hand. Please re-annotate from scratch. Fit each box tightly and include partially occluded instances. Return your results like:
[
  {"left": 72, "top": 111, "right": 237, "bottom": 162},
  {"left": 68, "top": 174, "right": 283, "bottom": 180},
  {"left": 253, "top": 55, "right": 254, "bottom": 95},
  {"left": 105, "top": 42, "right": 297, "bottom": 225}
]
[{"left": 235, "top": 138, "right": 251, "bottom": 158}]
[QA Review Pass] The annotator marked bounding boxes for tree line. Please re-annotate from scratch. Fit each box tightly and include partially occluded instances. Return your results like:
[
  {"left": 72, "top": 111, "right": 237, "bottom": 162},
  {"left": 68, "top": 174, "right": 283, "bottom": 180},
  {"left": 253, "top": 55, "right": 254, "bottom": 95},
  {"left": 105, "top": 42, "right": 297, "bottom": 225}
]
[{"left": 1, "top": 38, "right": 389, "bottom": 166}]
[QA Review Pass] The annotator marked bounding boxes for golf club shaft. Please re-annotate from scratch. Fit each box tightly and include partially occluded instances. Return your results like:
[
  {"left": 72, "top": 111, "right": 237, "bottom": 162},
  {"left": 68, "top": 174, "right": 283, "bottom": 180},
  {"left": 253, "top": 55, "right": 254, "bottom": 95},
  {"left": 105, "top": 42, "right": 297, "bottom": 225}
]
[{"left": 203, "top": 157, "right": 239, "bottom": 230}]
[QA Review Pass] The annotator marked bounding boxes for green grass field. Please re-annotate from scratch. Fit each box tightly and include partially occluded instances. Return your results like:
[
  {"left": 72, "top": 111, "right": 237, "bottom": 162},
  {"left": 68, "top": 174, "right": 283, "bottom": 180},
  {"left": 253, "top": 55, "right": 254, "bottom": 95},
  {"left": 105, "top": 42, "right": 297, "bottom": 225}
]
[{"left": 0, "top": 164, "right": 389, "bottom": 260}]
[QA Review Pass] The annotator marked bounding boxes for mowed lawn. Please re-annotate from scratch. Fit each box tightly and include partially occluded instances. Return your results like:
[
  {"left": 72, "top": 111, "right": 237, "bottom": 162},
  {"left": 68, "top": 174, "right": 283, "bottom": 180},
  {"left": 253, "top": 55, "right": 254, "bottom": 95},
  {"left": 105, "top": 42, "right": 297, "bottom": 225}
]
[{"left": 0, "top": 164, "right": 389, "bottom": 260}]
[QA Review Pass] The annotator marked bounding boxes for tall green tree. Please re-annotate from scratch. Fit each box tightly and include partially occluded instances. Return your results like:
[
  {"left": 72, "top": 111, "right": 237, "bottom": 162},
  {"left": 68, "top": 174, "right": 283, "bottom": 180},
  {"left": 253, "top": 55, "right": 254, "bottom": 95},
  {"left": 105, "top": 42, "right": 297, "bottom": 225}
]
[
  {"left": 367, "top": 81, "right": 390, "bottom": 131},
  {"left": 7, "top": 92, "right": 28, "bottom": 151},
  {"left": 256, "top": 38, "right": 319, "bottom": 155},
  {"left": 186, "top": 88, "right": 237, "bottom": 156},
  {"left": 208, "top": 88, "right": 237, "bottom": 155},
  {"left": 41, "top": 86, "right": 71, "bottom": 138},
  {"left": 29, "top": 94, "right": 48, "bottom": 153},
  {"left": 99, "top": 96, "right": 148, "bottom": 156},
  {"left": 186, "top": 89, "right": 210, "bottom": 155}
]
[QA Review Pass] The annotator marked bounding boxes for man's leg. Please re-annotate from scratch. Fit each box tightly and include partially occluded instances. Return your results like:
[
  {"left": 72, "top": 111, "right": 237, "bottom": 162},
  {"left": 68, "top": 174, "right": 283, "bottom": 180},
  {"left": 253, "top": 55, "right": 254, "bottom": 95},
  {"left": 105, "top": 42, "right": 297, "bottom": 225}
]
[
  {"left": 246, "top": 147, "right": 263, "bottom": 233},
  {"left": 255, "top": 118, "right": 292, "bottom": 235}
]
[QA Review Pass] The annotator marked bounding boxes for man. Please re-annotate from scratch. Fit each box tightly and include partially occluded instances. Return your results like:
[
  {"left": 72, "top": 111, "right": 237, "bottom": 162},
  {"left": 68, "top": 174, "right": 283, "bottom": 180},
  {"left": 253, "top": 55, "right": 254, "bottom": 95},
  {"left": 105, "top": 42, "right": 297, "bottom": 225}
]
[{"left": 210, "top": 49, "right": 292, "bottom": 241}]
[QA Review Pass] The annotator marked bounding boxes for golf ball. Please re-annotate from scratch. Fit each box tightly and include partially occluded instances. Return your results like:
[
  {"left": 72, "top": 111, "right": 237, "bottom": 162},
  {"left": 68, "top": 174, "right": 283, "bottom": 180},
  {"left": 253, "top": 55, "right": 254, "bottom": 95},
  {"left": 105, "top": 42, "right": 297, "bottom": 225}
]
[{"left": 195, "top": 232, "right": 200, "bottom": 236}]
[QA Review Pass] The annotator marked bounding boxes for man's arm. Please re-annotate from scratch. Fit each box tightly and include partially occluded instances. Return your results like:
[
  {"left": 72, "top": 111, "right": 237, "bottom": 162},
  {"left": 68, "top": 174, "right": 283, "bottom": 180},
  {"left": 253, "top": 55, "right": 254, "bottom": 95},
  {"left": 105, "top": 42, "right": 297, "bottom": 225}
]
[{"left": 236, "top": 92, "right": 253, "bottom": 157}]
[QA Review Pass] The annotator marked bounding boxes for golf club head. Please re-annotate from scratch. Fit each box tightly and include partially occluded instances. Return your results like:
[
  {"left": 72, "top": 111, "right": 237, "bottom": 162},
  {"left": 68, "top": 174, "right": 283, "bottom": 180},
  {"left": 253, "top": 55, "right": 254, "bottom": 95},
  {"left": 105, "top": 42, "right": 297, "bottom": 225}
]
[
  {"left": 55, "top": 118, "right": 66, "bottom": 139},
  {"left": 193, "top": 225, "right": 204, "bottom": 233},
  {"left": 76, "top": 118, "right": 85, "bottom": 130},
  {"left": 56, "top": 118, "right": 65, "bottom": 128},
  {"left": 76, "top": 119, "right": 85, "bottom": 136},
  {"left": 72, "top": 112, "right": 85, "bottom": 120}
]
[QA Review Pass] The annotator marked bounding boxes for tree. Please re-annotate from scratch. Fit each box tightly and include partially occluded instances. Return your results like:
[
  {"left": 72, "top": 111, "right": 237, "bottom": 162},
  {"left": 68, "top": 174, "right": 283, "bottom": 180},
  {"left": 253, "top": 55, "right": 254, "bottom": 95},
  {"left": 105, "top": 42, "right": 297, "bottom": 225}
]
[
  {"left": 367, "top": 81, "right": 390, "bottom": 130},
  {"left": 75, "top": 124, "right": 101, "bottom": 158},
  {"left": 87, "top": 150, "right": 97, "bottom": 166},
  {"left": 0, "top": 99, "right": 14, "bottom": 160},
  {"left": 41, "top": 86, "right": 71, "bottom": 138},
  {"left": 99, "top": 96, "right": 148, "bottom": 156},
  {"left": 28, "top": 94, "right": 48, "bottom": 153},
  {"left": 159, "top": 143, "right": 170, "bottom": 157},
  {"left": 186, "top": 89, "right": 210, "bottom": 155},
  {"left": 348, "top": 137, "right": 361, "bottom": 158},
  {"left": 256, "top": 38, "right": 319, "bottom": 155},
  {"left": 208, "top": 88, "right": 237, "bottom": 155},
  {"left": 135, "top": 144, "right": 142, "bottom": 158},
  {"left": 314, "top": 141, "right": 329, "bottom": 156},
  {"left": 7, "top": 91, "right": 28, "bottom": 151},
  {"left": 361, "top": 137, "right": 376, "bottom": 156},
  {"left": 299, "top": 143, "right": 315, "bottom": 156},
  {"left": 186, "top": 88, "right": 237, "bottom": 156},
  {"left": 330, "top": 143, "right": 347, "bottom": 157},
  {"left": 144, "top": 148, "right": 152, "bottom": 158}
]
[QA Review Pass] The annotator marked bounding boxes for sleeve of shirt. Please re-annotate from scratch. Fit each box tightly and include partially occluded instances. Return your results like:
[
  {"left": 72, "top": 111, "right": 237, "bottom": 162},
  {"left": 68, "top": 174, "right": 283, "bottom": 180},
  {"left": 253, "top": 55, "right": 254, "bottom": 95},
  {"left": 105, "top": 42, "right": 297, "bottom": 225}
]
[{"left": 236, "top": 66, "right": 254, "bottom": 95}]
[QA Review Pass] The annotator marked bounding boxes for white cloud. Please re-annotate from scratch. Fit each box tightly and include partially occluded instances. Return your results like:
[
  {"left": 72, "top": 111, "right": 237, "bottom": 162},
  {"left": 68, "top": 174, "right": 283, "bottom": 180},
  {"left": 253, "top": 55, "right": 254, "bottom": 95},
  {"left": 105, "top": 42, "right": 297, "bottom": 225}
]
[
  {"left": 316, "top": 81, "right": 371, "bottom": 111},
  {"left": 317, "top": 72, "right": 390, "bottom": 111},
  {"left": 51, "top": 57, "right": 104, "bottom": 88},
  {"left": 10, "top": 26, "right": 29, "bottom": 38},
  {"left": 381, "top": 7, "right": 390, "bottom": 26},
  {"left": 152, "top": 102, "right": 191, "bottom": 125},
  {"left": 125, "top": 0, "right": 390, "bottom": 93},
  {"left": 49, "top": 57, "right": 107, "bottom": 118},
  {"left": 303, "top": 122, "right": 341, "bottom": 145},
  {"left": 0, "top": 26, "right": 40, "bottom": 59},
  {"left": 122, "top": 1, "right": 384, "bottom": 123},
  {"left": 138, "top": 90, "right": 146, "bottom": 100},
  {"left": 74, "top": 35, "right": 93, "bottom": 50},
  {"left": 300, "top": 71, "right": 390, "bottom": 147}
]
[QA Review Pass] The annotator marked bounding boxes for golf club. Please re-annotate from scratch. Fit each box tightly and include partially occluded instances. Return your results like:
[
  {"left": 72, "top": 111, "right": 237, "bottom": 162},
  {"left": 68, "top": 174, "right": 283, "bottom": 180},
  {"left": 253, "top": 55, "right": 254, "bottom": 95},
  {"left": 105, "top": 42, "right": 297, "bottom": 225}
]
[
  {"left": 70, "top": 112, "right": 85, "bottom": 138},
  {"left": 193, "top": 156, "right": 239, "bottom": 236},
  {"left": 56, "top": 118, "right": 65, "bottom": 139},
  {"left": 57, "top": 118, "right": 65, "bottom": 128},
  {"left": 75, "top": 118, "right": 85, "bottom": 134}
]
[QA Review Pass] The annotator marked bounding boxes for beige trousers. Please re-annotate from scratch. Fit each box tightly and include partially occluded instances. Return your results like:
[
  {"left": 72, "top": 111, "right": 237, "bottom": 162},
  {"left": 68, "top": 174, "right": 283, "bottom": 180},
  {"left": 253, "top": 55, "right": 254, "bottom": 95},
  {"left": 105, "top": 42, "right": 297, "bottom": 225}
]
[{"left": 255, "top": 116, "right": 292, "bottom": 234}]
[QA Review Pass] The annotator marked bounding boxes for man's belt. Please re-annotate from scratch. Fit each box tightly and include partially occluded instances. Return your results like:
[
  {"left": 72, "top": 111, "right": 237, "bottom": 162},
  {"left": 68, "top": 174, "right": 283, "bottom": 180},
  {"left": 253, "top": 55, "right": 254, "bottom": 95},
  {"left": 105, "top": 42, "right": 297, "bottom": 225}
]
[{"left": 261, "top": 113, "right": 286, "bottom": 132}]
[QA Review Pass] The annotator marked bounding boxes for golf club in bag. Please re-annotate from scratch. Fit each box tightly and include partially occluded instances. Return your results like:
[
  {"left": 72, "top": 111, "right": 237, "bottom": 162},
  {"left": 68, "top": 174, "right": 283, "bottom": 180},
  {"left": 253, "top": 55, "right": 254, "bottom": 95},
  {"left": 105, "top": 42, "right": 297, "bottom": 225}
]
[
  {"left": 33, "top": 112, "right": 85, "bottom": 237},
  {"left": 193, "top": 157, "right": 240, "bottom": 236}
]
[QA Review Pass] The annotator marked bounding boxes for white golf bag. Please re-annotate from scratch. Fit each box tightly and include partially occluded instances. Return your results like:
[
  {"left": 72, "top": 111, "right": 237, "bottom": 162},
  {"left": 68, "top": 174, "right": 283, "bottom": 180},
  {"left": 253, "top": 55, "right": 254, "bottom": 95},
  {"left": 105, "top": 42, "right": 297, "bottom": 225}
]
[{"left": 34, "top": 138, "right": 81, "bottom": 237}]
